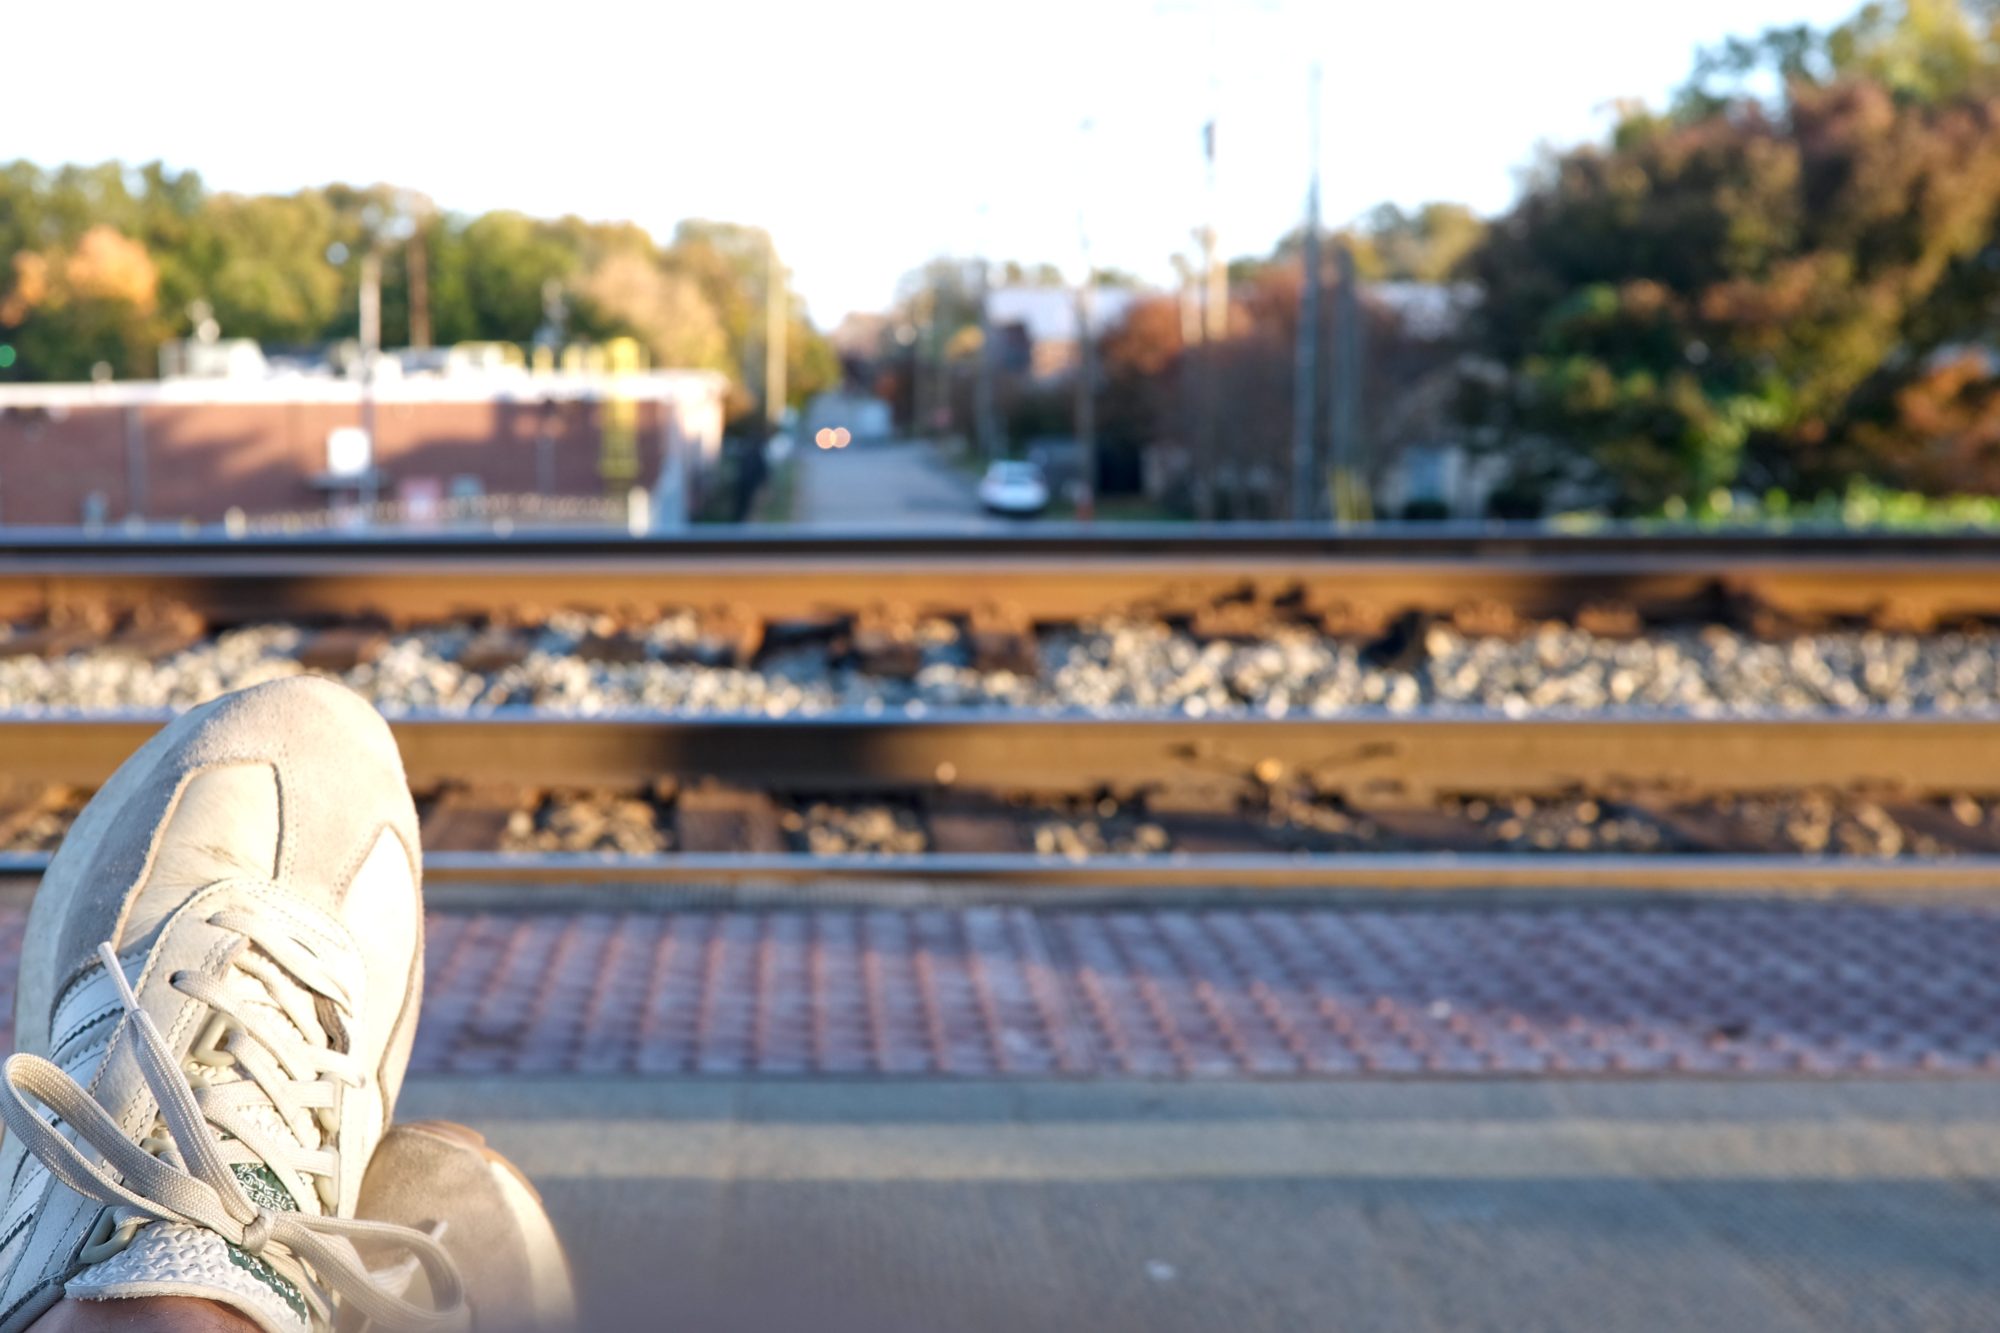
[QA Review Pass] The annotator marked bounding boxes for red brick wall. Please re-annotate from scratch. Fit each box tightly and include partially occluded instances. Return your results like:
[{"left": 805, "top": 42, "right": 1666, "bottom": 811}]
[
  {"left": 0, "top": 397, "right": 669, "bottom": 525},
  {"left": 0, "top": 407, "right": 129, "bottom": 526}
]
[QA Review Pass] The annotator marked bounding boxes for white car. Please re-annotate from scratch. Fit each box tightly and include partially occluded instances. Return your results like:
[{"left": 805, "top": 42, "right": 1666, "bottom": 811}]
[{"left": 979, "top": 460, "right": 1051, "bottom": 516}]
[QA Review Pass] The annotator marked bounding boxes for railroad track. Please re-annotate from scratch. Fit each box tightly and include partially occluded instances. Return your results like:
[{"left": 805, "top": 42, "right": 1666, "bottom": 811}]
[
  {"left": 5, "top": 713, "right": 2000, "bottom": 899},
  {"left": 1, "top": 527, "right": 1996, "bottom": 627},
  {"left": 4, "top": 530, "right": 1997, "bottom": 897}
]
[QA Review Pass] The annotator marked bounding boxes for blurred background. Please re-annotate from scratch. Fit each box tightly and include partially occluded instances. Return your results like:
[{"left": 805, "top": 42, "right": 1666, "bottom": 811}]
[
  {"left": 11, "top": 0, "right": 1998, "bottom": 533},
  {"left": 5, "top": 2, "right": 2000, "bottom": 1330}
]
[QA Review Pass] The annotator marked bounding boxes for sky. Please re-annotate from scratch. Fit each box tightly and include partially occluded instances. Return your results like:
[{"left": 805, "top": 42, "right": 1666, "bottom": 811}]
[{"left": 9, "top": 0, "right": 1864, "bottom": 327}]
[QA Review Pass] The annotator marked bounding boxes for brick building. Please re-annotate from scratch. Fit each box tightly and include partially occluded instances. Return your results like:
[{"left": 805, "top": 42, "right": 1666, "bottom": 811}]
[{"left": 0, "top": 371, "right": 728, "bottom": 529}]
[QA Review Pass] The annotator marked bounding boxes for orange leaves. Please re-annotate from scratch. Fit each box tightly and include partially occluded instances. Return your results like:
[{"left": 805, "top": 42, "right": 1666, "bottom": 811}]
[
  {"left": 0, "top": 225, "right": 158, "bottom": 326},
  {"left": 63, "top": 226, "right": 157, "bottom": 311}
]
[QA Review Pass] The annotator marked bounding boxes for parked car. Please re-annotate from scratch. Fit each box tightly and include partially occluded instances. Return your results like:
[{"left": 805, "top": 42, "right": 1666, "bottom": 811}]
[{"left": 978, "top": 460, "right": 1051, "bottom": 516}]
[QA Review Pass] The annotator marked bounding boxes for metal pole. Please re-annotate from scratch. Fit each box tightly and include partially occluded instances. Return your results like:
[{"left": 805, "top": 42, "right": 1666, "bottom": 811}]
[
  {"left": 764, "top": 236, "right": 787, "bottom": 433},
  {"left": 912, "top": 283, "right": 933, "bottom": 440},
  {"left": 975, "top": 257, "right": 998, "bottom": 461},
  {"left": 1196, "top": 115, "right": 1223, "bottom": 521},
  {"left": 1202, "top": 121, "right": 1226, "bottom": 346},
  {"left": 359, "top": 250, "right": 381, "bottom": 517},
  {"left": 407, "top": 225, "right": 431, "bottom": 350},
  {"left": 1329, "top": 240, "right": 1364, "bottom": 525},
  {"left": 1075, "top": 117, "right": 1098, "bottom": 521},
  {"left": 1074, "top": 283, "right": 1096, "bottom": 520},
  {"left": 1292, "top": 64, "right": 1323, "bottom": 522}
]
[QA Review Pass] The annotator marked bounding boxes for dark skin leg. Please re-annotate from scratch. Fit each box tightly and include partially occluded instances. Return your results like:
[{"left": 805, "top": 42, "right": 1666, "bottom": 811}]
[{"left": 27, "top": 1298, "right": 260, "bottom": 1333}]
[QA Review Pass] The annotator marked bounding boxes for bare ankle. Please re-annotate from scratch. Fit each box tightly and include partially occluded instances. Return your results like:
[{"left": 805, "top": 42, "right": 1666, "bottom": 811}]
[{"left": 27, "top": 1296, "right": 261, "bottom": 1333}]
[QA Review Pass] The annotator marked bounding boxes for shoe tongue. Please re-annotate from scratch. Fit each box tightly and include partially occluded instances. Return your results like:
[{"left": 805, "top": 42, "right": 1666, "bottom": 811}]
[{"left": 66, "top": 1220, "right": 317, "bottom": 1333}]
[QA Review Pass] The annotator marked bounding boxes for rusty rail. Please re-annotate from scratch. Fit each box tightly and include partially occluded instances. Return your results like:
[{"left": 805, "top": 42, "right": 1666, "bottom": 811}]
[
  {"left": 4, "top": 713, "right": 1998, "bottom": 800},
  {"left": 0, "top": 527, "right": 1995, "bottom": 624}
]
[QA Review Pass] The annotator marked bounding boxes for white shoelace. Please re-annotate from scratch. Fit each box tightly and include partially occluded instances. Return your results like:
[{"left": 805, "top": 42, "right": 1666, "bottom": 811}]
[{"left": 1, "top": 914, "right": 465, "bottom": 1331}]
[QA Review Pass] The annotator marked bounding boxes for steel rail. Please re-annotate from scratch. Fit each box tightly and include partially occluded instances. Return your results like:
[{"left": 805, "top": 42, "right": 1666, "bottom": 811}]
[
  {"left": 4, "top": 712, "right": 2000, "bottom": 799},
  {"left": 0, "top": 526, "right": 1997, "bottom": 622},
  {"left": 4, "top": 850, "right": 1997, "bottom": 907},
  {"left": 4, "top": 522, "right": 2000, "bottom": 557}
]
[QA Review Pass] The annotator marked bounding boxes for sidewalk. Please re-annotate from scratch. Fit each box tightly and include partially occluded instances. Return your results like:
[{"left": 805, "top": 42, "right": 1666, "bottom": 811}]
[
  {"left": 5, "top": 898, "right": 1996, "bottom": 1077},
  {"left": 400, "top": 1077, "right": 2000, "bottom": 1332}
]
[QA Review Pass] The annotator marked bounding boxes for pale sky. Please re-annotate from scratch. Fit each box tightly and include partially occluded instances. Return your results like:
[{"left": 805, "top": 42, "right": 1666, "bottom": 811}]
[{"left": 11, "top": 0, "right": 1861, "bottom": 326}]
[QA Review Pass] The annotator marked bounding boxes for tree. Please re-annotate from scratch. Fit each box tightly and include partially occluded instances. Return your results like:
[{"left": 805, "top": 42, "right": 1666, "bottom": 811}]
[
  {"left": 197, "top": 192, "right": 346, "bottom": 344},
  {"left": 1682, "top": 0, "right": 2000, "bottom": 112},
  {"left": 1349, "top": 203, "right": 1487, "bottom": 283},
  {"left": 576, "top": 251, "right": 729, "bottom": 371},
  {"left": 1, "top": 225, "right": 163, "bottom": 378},
  {"left": 1467, "top": 73, "right": 2000, "bottom": 511},
  {"left": 1271, "top": 202, "right": 1486, "bottom": 284},
  {"left": 667, "top": 220, "right": 838, "bottom": 414},
  {"left": 0, "top": 161, "right": 839, "bottom": 402}
]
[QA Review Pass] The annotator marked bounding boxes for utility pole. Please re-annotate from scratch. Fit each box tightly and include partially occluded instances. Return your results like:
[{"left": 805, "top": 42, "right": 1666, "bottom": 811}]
[
  {"left": 406, "top": 226, "right": 431, "bottom": 350},
  {"left": 1292, "top": 64, "right": 1323, "bottom": 522},
  {"left": 1329, "top": 238, "right": 1365, "bottom": 525},
  {"left": 358, "top": 249, "right": 381, "bottom": 515},
  {"left": 1073, "top": 279, "right": 1096, "bottom": 521},
  {"left": 1074, "top": 116, "right": 1098, "bottom": 521},
  {"left": 1194, "top": 115, "right": 1223, "bottom": 521},
  {"left": 1201, "top": 120, "right": 1226, "bottom": 346},
  {"left": 974, "top": 256, "right": 999, "bottom": 461},
  {"left": 906, "top": 296, "right": 926, "bottom": 441},
  {"left": 765, "top": 235, "right": 787, "bottom": 433},
  {"left": 397, "top": 191, "right": 433, "bottom": 350}
]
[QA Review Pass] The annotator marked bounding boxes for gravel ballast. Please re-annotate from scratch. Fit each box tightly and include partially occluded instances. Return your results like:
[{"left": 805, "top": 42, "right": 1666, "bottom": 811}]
[{"left": 1, "top": 614, "right": 1997, "bottom": 718}]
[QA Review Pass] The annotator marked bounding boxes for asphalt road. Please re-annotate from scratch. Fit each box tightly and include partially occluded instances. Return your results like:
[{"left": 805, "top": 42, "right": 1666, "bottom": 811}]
[
  {"left": 398, "top": 1077, "right": 2000, "bottom": 1332},
  {"left": 793, "top": 439, "right": 1008, "bottom": 529}
]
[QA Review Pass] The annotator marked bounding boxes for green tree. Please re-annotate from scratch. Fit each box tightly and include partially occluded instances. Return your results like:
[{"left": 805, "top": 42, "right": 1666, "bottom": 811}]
[
  {"left": 666, "top": 219, "right": 837, "bottom": 411},
  {"left": 575, "top": 250, "right": 729, "bottom": 371},
  {"left": 1468, "top": 72, "right": 2000, "bottom": 511},
  {"left": 1352, "top": 203, "right": 1486, "bottom": 283},
  {"left": 1683, "top": 0, "right": 2000, "bottom": 111},
  {"left": 197, "top": 192, "right": 346, "bottom": 343},
  {"left": 1, "top": 225, "right": 164, "bottom": 378},
  {"left": 0, "top": 161, "right": 839, "bottom": 397}
]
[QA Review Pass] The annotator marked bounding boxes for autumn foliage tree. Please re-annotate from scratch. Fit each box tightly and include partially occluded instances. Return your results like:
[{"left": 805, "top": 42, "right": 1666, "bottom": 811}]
[
  {"left": 1469, "top": 0, "right": 2000, "bottom": 511},
  {"left": 0, "top": 162, "right": 835, "bottom": 412},
  {"left": 1, "top": 224, "right": 163, "bottom": 378}
]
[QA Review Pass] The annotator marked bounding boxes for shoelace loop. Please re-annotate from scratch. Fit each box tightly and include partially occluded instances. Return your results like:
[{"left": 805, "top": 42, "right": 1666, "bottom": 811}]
[{"left": 241, "top": 1208, "right": 276, "bottom": 1256}]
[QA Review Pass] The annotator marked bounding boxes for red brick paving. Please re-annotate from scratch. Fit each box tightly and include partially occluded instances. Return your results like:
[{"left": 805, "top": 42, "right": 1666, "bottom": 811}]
[{"left": 3, "top": 900, "right": 1998, "bottom": 1077}]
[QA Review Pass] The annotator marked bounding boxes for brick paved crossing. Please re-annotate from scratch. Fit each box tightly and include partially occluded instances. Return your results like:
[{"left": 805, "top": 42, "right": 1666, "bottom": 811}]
[{"left": 12, "top": 899, "right": 1992, "bottom": 1078}]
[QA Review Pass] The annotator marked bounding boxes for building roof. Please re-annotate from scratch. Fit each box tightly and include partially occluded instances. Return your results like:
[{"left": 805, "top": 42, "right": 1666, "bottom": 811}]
[
  {"left": 984, "top": 286, "right": 1144, "bottom": 344},
  {"left": 1367, "top": 282, "right": 1480, "bottom": 340},
  {"left": 0, "top": 370, "right": 728, "bottom": 410}
]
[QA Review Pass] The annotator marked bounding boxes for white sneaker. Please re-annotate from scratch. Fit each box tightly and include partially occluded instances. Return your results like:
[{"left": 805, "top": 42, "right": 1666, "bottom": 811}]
[{"left": 0, "top": 679, "right": 463, "bottom": 1333}]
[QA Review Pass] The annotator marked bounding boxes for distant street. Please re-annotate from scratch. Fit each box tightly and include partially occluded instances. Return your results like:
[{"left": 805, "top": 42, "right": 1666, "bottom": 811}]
[
  {"left": 793, "top": 439, "right": 1005, "bottom": 529},
  {"left": 403, "top": 1078, "right": 2000, "bottom": 1333}
]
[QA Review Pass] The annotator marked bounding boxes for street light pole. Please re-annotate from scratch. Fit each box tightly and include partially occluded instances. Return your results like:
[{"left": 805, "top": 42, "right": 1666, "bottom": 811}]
[
  {"left": 1195, "top": 115, "right": 1224, "bottom": 521},
  {"left": 765, "top": 234, "right": 787, "bottom": 434},
  {"left": 358, "top": 249, "right": 381, "bottom": 516},
  {"left": 1292, "top": 63, "right": 1324, "bottom": 522},
  {"left": 1329, "top": 238, "right": 1364, "bottom": 525},
  {"left": 1074, "top": 117, "right": 1098, "bottom": 521},
  {"left": 975, "top": 256, "right": 999, "bottom": 462}
]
